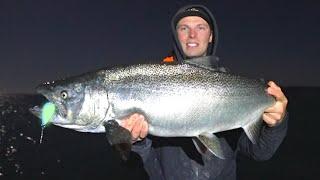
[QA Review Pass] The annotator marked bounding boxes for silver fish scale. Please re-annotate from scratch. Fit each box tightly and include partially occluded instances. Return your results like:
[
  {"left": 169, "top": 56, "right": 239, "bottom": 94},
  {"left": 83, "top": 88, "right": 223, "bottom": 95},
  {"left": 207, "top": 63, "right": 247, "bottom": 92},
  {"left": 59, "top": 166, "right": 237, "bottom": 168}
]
[
  {"left": 30, "top": 63, "right": 276, "bottom": 160},
  {"left": 103, "top": 64, "right": 265, "bottom": 97},
  {"left": 31, "top": 62, "right": 275, "bottom": 147},
  {"left": 102, "top": 64, "right": 273, "bottom": 137}
]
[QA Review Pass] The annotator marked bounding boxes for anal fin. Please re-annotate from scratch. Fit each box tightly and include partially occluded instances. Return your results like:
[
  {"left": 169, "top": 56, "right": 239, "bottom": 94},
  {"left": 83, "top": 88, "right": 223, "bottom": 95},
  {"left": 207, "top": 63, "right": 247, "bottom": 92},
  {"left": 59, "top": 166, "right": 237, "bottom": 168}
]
[
  {"left": 192, "top": 137, "right": 207, "bottom": 155},
  {"left": 195, "top": 132, "right": 225, "bottom": 159}
]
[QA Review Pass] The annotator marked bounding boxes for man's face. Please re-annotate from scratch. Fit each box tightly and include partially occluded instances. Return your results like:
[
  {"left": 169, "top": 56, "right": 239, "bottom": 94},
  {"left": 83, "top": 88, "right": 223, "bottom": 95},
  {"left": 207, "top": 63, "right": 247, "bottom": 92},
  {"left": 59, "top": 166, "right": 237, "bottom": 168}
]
[{"left": 176, "top": 16, "right": 213, "bottom": 58}]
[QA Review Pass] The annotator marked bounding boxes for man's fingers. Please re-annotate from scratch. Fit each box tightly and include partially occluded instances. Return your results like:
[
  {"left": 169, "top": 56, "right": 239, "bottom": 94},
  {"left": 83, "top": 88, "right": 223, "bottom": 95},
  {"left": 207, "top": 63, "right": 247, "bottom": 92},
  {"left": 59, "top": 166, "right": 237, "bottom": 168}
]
[
  {"left": 132, "top": 115, "right": 148, "bottom": 140},
  {"left": 263, "top": 113, "right": 281, "bottom": 127},
  {"left": 267, "top": 81, "right": 287, "bottom": 103},
  {"left": 128, "top": 118, "right": 137, "bottom": 132},
  {"left": 264, "top": 106, "right": 276, "bottom": 113},
  {"left": 264, "top": 101, "right": 285, "bottom": 114},
  {"left": 121, "top": 113, "right": 138, "bottom": 131},
  {"left": 264, "top": 112, "right": 281, "bottom": 121},
  {"left": 120, "top": 113, "right": 148, "bottom": 143},
  {"left": 131, "top": 117, "right": 143, "bottom": 140},
  {"left": 140, "top": 119, "right": 149, "bottom": 138}
]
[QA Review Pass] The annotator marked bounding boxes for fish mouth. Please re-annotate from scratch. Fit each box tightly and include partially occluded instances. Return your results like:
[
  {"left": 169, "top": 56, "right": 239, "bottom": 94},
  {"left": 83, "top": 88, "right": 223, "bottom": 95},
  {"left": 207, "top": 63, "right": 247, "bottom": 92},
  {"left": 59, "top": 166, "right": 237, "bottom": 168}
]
[
  {"left": 29, "top": 104, "right": 59, "bottom": 126},
  {"left": 29, "top": 104, "right": 80, "bottom": 127},
  {"left": 36, "top": 85, "right": 68, "bottom": 119},
  {"left": 29, "top": 105, "right": 42, "bottom": 119}
]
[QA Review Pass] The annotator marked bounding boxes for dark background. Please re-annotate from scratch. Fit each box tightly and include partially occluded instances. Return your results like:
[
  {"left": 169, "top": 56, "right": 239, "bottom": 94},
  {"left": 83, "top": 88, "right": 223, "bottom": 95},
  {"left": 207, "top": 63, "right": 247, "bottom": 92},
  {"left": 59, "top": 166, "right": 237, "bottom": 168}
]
[
  {"left": 1, "top": 0, "right": 320, "bottom": 93},
  {"left": 1, "top": 87, "right": 319, "bottom": 179},
  {"left": 1, "top": 0, "right": 319, "bottom": 179}
]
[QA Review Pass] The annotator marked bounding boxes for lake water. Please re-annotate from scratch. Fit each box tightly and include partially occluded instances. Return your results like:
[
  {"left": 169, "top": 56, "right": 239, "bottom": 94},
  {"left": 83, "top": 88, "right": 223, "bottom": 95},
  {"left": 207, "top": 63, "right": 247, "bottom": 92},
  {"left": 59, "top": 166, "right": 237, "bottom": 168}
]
[{"left": 1, "top": 87, "right": 319, "bottom": 179}]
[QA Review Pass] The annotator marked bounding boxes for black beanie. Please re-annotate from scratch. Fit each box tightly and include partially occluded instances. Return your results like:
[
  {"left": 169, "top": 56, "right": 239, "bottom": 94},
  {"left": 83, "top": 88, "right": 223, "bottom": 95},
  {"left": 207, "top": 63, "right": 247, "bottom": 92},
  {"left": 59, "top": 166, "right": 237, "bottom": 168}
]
[{"left": 173, "top": 7, "right": 213, "bottom": 30}]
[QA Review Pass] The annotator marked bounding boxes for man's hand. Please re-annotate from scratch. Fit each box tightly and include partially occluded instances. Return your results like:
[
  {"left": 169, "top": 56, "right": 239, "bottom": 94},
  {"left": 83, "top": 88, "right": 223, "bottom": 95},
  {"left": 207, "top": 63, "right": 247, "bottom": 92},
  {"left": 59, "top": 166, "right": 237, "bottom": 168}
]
[
  {"left": 263, "top": 81, "right": 288, "bottom": 127},
  {"left": 120, "top": 113, "right": 148, "bottom": 143}
]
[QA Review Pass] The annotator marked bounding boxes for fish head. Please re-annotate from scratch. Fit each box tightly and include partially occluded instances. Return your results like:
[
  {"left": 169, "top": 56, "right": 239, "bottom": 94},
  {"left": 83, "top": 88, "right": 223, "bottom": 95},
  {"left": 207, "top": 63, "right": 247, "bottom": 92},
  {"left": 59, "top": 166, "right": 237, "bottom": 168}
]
[{"left": 36, "top": 79, "right": 86, "bottom": 126}]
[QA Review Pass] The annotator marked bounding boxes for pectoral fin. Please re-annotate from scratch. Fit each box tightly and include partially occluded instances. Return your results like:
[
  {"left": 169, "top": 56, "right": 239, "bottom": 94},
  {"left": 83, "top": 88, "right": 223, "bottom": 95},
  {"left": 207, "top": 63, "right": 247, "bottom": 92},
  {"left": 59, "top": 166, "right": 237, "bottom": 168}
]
[
  {"left": 103, "top": 120, "right": 132, "bottom": 161},
  {"left": 195, "top": 132, "right": 225, "bottom": 159}
]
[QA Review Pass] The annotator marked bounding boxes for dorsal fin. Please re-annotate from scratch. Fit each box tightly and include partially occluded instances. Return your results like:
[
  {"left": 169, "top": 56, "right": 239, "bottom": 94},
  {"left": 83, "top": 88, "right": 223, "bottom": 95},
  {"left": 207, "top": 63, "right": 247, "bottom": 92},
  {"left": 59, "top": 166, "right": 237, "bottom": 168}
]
[{"left": 184, "top": 56, "right": 221, "bottom": 72}]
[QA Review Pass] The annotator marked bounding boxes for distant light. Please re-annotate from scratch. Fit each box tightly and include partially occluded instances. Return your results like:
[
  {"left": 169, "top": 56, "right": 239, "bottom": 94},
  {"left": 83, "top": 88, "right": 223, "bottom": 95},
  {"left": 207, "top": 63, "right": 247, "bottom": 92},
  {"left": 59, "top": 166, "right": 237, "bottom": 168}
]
[{"left": 41, "top": 102, "right": 56, "bottom": 126}]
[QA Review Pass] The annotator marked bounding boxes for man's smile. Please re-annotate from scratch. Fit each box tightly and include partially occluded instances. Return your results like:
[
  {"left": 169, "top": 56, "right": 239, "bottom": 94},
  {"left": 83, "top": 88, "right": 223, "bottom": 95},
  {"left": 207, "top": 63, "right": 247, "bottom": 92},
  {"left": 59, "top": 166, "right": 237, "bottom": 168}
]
[{"left": 186, "top": 42, "right": 198, "bottom": 47}]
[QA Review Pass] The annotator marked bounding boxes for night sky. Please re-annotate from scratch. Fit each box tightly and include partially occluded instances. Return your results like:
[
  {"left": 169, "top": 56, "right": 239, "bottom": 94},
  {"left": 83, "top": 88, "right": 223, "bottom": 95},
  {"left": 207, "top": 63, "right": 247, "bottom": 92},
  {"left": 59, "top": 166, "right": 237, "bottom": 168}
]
[{"left": 1, "top": 0, "right": 319, "bottom": 93}]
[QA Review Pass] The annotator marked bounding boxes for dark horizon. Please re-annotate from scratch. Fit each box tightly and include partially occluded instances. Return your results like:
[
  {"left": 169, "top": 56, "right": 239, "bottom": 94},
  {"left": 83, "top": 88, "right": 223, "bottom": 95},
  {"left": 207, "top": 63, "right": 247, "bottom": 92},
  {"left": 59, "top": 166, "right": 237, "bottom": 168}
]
[{"left": 1, "top": 1, "right": 319, "bottom": 93}]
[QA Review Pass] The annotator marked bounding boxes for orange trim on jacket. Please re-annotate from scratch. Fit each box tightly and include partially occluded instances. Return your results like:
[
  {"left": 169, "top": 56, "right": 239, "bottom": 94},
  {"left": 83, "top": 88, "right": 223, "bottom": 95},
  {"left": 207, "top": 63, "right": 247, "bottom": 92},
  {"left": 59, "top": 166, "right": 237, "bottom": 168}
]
[{"left": 162, "top": 56, "right": 174, "bottom": 63}]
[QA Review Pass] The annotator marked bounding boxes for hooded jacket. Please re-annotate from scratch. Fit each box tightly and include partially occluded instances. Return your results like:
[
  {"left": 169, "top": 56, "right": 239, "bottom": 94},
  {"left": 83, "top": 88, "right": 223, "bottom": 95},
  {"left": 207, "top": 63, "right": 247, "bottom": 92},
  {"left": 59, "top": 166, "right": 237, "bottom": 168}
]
[
  {"left": 164, "top": 4, "right": 223, "bottom": 71},
  {"left": 130, "top": 4, "right": 288, "bottom": 180}
]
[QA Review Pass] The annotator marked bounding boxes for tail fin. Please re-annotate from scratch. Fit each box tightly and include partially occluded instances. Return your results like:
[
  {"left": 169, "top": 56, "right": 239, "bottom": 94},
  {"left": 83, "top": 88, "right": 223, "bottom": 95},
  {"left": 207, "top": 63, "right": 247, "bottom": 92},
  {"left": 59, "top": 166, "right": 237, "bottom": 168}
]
[{"left": 242, "top": 115, "right": 263, "bottom": 144}]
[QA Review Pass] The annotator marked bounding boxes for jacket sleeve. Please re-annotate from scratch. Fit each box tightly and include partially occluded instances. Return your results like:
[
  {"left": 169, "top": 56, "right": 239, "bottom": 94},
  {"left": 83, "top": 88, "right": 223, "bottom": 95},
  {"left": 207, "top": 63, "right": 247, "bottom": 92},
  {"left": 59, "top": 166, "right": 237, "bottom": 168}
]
[
  {"left": 237, "top": 112, "right": 288, "bottom": 161},
  {"left": 131, "top": 136, "right": 154, "bottom": 163}
]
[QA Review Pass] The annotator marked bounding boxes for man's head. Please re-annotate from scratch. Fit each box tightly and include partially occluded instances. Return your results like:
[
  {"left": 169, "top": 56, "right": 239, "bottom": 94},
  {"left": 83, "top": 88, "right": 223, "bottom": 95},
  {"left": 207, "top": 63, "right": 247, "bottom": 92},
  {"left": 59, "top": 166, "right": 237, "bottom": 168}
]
[
  {"left": 171, "top": 5, "right": 218, "bottom": 60},
  {"left": 176, "top": 16, "right": 212, "bottom": 58}
]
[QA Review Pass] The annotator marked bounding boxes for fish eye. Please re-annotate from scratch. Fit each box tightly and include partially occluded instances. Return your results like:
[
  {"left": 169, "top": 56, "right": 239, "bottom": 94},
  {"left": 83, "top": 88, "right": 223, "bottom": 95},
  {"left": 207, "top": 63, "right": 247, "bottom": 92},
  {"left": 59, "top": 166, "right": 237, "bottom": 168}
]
[{"left": 60, "top": 91, "right": 68, "bottom": 99}]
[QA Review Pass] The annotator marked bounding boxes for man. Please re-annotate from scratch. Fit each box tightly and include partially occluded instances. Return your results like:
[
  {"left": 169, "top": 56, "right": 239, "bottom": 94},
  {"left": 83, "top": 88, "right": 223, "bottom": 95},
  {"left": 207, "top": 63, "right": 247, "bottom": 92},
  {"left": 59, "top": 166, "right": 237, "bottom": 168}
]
[{"left": 121, "top": 4, "right": 288, "bottom": 179}]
